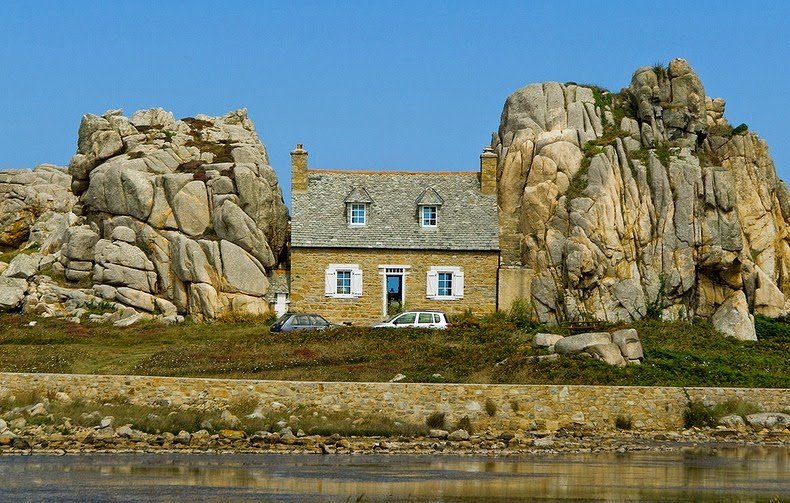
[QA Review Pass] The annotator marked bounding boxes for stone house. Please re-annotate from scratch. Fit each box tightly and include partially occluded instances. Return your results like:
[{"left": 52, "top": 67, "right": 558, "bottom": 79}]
[{"left": 289, "top": 144, "right": 500, "bottom": 324}]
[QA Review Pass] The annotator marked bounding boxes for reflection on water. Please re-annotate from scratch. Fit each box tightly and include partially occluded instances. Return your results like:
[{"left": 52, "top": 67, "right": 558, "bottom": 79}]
[{"left": 0, "top": 447, "right": 787, "bottom": 502}]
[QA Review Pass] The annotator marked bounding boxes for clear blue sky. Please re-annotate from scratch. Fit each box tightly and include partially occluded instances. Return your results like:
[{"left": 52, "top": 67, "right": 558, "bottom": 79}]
[{"left": 1, "top": 1, "right": 788, "bottom": 204}]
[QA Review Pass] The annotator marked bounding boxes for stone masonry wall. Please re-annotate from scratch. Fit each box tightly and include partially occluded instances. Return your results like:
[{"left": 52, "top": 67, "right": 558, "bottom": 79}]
[
  {"left": 1, "top": 372, "right": 787, "bottom": 432},
  {"left": 290, "top": 248, "right": 500, "bottom": 324}
]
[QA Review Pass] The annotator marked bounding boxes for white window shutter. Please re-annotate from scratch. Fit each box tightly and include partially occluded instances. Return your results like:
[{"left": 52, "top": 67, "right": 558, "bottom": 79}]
[
  {"left": 351, "top": 268, "right": 363, "bottom": 297},
  {"left": 426, "top": 271, "right": 438, "bottom": 299},
  {"left": 324, "top": 269, "right": 337, "bottom": 296},
  {"left": 452, "top": 271, "right": 464, "bottom": 299}
]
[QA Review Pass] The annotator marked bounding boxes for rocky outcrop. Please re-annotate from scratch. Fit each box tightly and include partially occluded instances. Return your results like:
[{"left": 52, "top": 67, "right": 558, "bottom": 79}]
[
  {"left": 1, "top": 108, "right": 289, "bottom": 322},
  {"left": 0, "top": 165, "right": 77, "bottom": 251},
  {"left": 495, "top": 58, "right": 790, "bottom": 339}
]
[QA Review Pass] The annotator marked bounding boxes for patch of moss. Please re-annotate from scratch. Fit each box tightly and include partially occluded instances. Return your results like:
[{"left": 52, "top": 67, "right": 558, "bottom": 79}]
[
  {"left": 630, "top": 147, "right": 650, "bottom": 166},
  {"left": 655, "top": 145, "right": 671, "bottom": 167},
  {"left": 565, "top": 164, "right": 589, "bottom": 209}
]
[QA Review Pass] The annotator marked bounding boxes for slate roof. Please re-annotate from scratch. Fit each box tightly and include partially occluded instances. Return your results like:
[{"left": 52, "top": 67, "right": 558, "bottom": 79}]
[{"left": 292, "top": 170, "right": 499, "bottom": 250}]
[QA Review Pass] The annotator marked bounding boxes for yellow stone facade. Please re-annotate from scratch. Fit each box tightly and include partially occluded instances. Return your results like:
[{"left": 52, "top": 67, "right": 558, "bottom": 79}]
[{"left": 290, "top": 247, "right": 500, "bottom": 324}]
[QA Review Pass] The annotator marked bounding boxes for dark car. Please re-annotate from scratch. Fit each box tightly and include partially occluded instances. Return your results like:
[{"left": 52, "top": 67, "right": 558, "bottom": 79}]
[{"left": 270, "top": 313, "right": 333, "bottom": 333}]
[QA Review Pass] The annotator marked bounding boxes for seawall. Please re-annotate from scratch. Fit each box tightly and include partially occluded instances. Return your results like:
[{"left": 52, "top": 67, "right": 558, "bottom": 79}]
[{"left": 1, "top": 372, "right": 787, "bottom": 431}]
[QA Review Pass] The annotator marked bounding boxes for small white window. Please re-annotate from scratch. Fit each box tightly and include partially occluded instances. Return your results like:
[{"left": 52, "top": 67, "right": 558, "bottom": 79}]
[
  {"left": 336, "top": 270, "right": 352, "bottom": 295},
  {"left": 437, "top": 272, "right": 452, "bottom": 297},
  {"left": 349, "top": 203, "right": 367, "bottom": 226},
  {"left": 421, "top": 206, "right": 437, "bottom": 227},
  {"left": 325, "top": 264, "right": 363, "bottom": 298},
  {"left": 426, "top": 266, "right": 464, "bottom": 300}
]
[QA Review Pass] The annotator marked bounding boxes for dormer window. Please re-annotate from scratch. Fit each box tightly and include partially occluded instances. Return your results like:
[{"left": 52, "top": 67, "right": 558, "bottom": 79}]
[
  {"left": 349, "top": 203, "right": 367, "bottom": 226},
  {"left": 416, "top": 186, "right": 444, "bottom": 229},
  {"left": 344, "top": 186, "right": 374, "bottom": 228},
  {"left": 421, "top": 205, "right": 438, "bottom": 227}
]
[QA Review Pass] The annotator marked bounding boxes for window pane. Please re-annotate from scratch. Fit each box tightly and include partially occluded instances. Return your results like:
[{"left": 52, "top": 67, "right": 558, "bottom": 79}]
[
  {"left": 336, "top": 270, "right": 352, "bottom": 294},
  {"left": 394, "top": 313, "right": 416, "bottom": 324},
  {"left": 437, "top": 272, "right": 453, "bottom": 297},
  {"left": 421, "top": 206, "right": 437, "bottom": 226},
  {"left": 350, "top": 204, "right": 366, "bottom": 224},
  {"left": 418, "top": 313, "right": 433, "bottom": 323},
  {"left": 294, "top": 315, "right": 310, "bottom": 325}
]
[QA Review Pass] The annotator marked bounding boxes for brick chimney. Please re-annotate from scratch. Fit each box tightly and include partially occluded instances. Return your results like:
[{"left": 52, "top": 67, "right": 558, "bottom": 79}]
[
  {"left": 291, "top": 143, "right": 308, "bottom": 192},
  {"left": 480, "top": 146, "right": 497, "bottom": 195}
]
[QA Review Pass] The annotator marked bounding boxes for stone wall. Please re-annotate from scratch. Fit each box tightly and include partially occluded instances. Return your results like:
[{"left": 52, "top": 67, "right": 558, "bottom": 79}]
[
  {"left": 290, "top": 248, "right": 499, "bottom": 324},
  {"left": 1, "top": 372, "right": 786, "bottom": 432}
]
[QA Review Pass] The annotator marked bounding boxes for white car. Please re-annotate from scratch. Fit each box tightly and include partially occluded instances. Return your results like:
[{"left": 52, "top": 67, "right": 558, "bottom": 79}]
[{"left": 372, "top": 311, "right": 449, "bottom": 329}]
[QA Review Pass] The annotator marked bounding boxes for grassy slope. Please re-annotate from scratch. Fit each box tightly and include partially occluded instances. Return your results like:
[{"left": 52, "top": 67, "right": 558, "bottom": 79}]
[{"left": 0, "top": 313, "right": 787, "bottom": 387}]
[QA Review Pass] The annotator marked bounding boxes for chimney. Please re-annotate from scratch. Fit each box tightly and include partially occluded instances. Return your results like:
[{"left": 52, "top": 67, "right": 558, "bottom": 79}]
[
  {"left": 480, "top": 146, "right": 497, "bottom": 195},
  {"left": 291, "top": 143, "right": 308, "bottom": 192}
]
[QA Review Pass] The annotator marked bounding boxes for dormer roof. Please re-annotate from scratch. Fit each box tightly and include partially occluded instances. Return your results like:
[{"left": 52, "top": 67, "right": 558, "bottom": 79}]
[
  {"left": 415, "top": 186, "right": 444, "bottom": 206},
  {"left": 343, "top": 186, "right": 374, "bottom": 204}
]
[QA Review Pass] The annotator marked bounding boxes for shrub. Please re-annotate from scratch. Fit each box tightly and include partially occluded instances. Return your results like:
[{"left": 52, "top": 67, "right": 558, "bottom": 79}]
[
  {"left": 644, "top": 273, "right": 666, "bottom": 320},
  {"left": 426, "top": 412, "right": 446, "bottom": 429},
  {"left": 484, "top": 398, "right": 497, "bottom": 417},
  {"left": 732, "top": 123, "right": 748, "bottom": 135},
  {"left": 455, "top": 415, "right": 474, "bottom": 434},
  {"left": 683, "top": 400, "right": 716, "bottom": 428},
  {"left": 508, "top": 298, "right": 535, "bottom": 329},
  {"left": 711, "top": 399, "right": 761, "bottom": 419},
  {"left": 614, "top": 415, "right": 633, "bottom": 430},
  {"left": 510, "top": 400, "right": 520, "bottom": 413}
]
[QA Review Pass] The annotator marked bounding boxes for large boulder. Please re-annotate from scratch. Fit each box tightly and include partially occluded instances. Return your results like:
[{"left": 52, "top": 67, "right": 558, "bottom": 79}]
[
  {"left": 554, "top": 332, "right": 612, "bottom": 354},
  {"left": 611, "top": 329, "right": 644, "bottom": 360},
  {"left": 711, "top": 291, "right": 757, "bottom": 341},
  {"left": 0, "top": 277, "right": 27, "bottom": 310},
  {"left": 2, "top": 253, "right": 41, "bottom": 279},
  {"left": 745, "top": 412, "right": 790, "bottom": 430},
  {"left": 585, "top": 343, "right": 626, "bottom": 367},
  {"left": 219, "top": 240, "right": 269, "bottom": 296},
  {"left": 533, "top": 332, "right": 564, "bottom": 348}
]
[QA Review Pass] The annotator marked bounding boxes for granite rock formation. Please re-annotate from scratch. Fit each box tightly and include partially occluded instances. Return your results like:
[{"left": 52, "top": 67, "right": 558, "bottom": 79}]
[
  {"left": 495, "top": 58, "right": 788, "bottom": 340},
  {"left": 0, "top": 108, "right": 289, "bottom": 322}
]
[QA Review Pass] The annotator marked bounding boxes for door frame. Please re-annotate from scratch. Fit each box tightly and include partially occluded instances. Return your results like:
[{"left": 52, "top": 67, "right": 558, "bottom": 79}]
[{"left": 378, "top": 265, "right": 410, "bottom": 317}]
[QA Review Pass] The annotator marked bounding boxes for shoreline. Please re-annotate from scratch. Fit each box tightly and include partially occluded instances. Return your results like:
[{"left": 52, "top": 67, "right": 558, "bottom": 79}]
[{"left": 1, "top": 428, "right": 787, "bottom": 457}]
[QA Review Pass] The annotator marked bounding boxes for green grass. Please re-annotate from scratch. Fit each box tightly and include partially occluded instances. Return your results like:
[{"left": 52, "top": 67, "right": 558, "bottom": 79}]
[{"left": 0, "top": 314, "right": 787, "bottom": 388}]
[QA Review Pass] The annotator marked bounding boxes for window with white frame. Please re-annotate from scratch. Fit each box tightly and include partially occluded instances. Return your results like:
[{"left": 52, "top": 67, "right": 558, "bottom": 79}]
[
  {"left": 349, "top": 203, "right": 367, "bottom": 226},
  {"left": 426, "top": 266, "right": 464, "bottom": 300},
  {"left": 325, "top": 264, "right": 363, "bottom": 298},
  {"left": 420, "top": 205, "right": 437, "bottom": 227},
  {"left": 437, "top": 272, "right": 452, "bottom": 297},
  {"left": 336, "top": 270, "right": 352, "bottom": 295}
]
